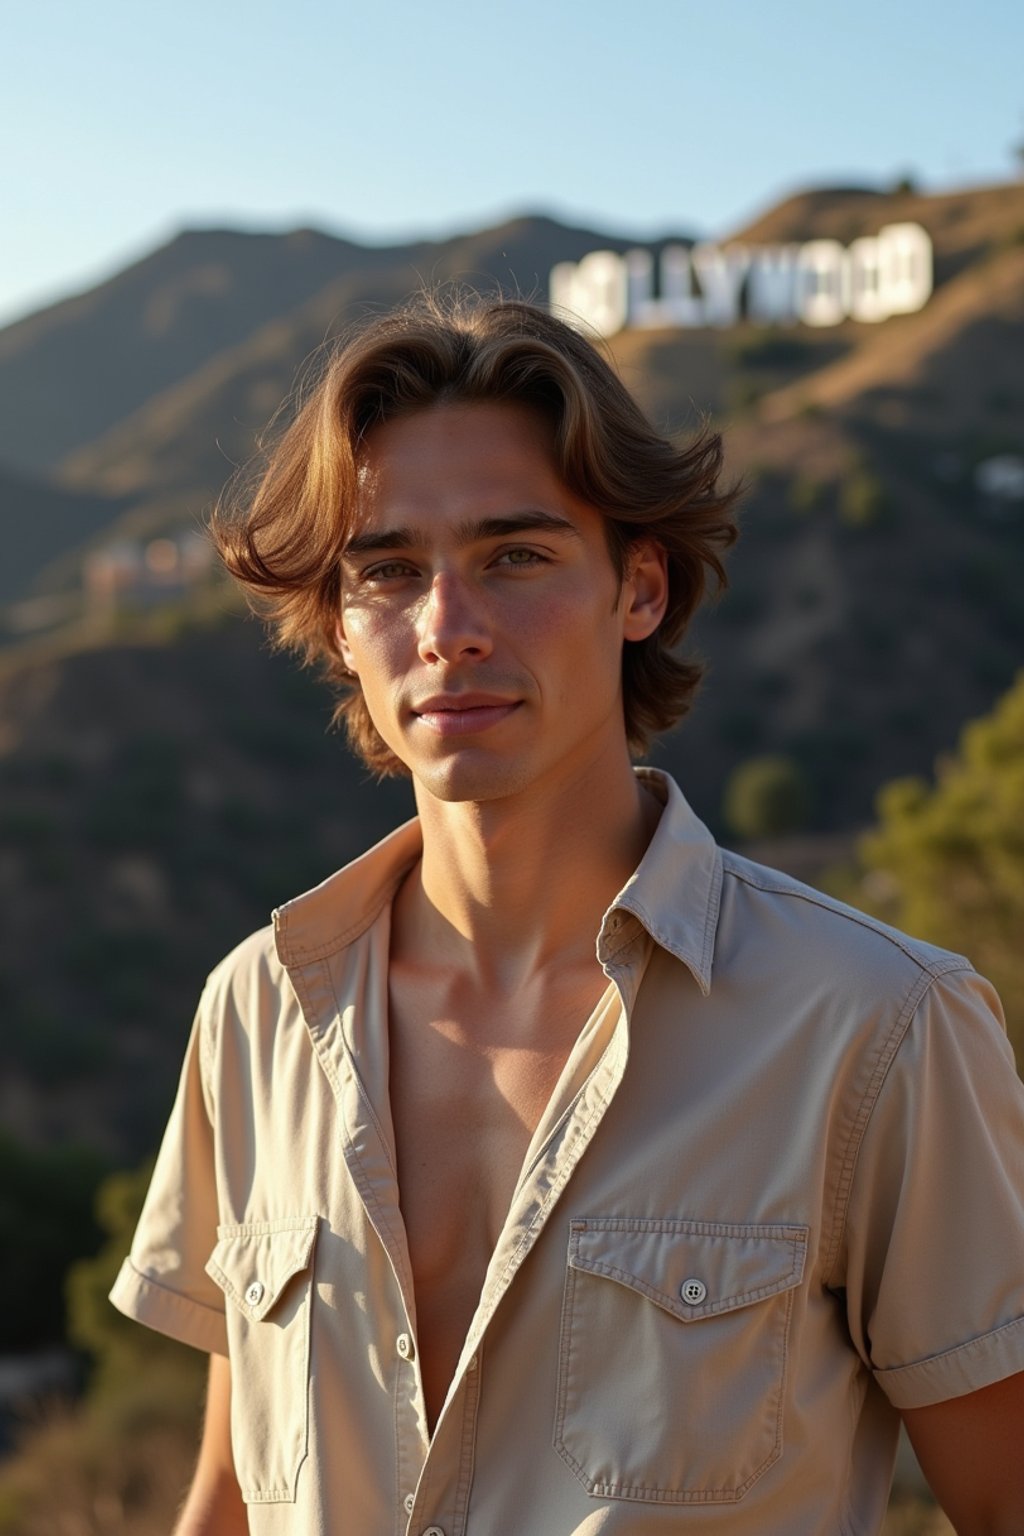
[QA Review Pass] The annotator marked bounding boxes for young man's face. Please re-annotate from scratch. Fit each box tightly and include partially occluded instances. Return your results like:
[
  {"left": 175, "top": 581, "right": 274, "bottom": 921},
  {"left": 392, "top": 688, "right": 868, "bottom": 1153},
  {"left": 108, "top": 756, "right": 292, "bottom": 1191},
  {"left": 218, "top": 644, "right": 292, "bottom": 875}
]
[{"left": 337, "top": 400, "right": 666, "bottom": 805}]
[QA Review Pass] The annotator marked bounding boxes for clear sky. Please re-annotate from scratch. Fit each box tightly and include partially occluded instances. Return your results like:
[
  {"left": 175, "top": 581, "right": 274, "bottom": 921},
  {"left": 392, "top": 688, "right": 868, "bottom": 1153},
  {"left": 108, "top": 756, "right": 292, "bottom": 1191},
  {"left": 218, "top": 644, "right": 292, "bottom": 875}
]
[{"left": 3, "top": 0, "right": 1021, "bottom": 328}]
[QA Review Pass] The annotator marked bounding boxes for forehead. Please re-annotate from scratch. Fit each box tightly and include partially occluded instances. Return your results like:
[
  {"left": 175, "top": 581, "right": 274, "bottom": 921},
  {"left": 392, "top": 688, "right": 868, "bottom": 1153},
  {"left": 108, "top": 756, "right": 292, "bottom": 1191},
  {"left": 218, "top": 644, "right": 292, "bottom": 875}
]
[{"left": 354, "top": 401, "right": 565, "bottom": 519}]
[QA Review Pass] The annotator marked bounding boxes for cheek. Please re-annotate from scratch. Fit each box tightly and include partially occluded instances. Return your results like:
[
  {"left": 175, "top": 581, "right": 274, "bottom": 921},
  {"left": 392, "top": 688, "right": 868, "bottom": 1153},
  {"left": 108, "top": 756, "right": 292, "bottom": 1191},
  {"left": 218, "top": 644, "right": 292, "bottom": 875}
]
[
  {"left": 341, "top": 608, "right": 407, "bottom": 681},
  {"left": 522, "top": 590, "right": 624, "bottom": 701}
]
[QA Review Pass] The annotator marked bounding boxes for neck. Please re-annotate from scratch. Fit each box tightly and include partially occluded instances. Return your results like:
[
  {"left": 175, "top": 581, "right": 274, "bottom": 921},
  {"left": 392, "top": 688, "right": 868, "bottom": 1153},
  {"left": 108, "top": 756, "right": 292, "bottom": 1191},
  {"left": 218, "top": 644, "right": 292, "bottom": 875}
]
[{"left": 396, "top": 743, "right": 662, "bottom": 990}]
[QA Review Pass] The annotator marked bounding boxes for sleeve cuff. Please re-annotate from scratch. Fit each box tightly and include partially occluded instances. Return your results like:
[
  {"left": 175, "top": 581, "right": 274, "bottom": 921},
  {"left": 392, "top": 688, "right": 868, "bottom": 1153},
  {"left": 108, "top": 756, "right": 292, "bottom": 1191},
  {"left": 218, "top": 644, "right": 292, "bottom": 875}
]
[
  {"left": 109, "top": 1257, "right": 229, "bottom": 1357},
  {"left": 876, "top": 1313, "right": 1024, "bottom": 1409}
]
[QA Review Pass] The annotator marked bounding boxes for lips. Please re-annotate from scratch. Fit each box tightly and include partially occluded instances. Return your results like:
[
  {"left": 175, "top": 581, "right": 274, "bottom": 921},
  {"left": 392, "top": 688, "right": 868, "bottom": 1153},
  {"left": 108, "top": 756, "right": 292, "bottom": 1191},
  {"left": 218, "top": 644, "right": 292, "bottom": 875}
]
[
  {"left": 411, "top": 694, "right": 522, "bottom": 737},
  {"left": 414, "top": 693, "right": 517, "bottom": 713}
]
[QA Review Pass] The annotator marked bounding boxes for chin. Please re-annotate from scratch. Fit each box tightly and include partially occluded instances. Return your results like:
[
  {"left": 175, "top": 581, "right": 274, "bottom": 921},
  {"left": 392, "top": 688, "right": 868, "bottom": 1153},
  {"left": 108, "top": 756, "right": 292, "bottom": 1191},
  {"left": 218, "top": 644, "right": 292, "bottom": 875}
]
[{"left": 412, "top": 752, "right": 536, "bottom": 806}]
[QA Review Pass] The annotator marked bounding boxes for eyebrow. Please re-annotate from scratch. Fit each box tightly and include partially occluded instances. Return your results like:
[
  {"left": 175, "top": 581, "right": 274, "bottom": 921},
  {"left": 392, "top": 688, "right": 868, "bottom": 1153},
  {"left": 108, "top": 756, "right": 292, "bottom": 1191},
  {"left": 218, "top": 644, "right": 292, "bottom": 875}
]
[{"left": 341, "top": 509, "right": 583, "bottom": 560}]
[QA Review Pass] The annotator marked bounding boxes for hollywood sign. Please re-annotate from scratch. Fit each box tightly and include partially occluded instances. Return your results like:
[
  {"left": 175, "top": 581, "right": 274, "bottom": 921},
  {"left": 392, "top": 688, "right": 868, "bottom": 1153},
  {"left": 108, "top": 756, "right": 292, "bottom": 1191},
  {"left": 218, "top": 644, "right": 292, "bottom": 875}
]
[{"left": 550, "top": 222, "right": 933, "bottom": 334}]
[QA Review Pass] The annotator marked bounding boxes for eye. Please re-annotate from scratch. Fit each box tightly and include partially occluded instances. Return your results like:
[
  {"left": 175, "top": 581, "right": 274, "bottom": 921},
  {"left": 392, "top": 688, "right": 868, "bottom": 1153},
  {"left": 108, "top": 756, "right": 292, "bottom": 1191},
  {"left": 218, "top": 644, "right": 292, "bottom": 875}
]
[
  {"left": 494, "top": 547, "right": 548, "bottom": 568},
  {"left": 361, "top": 560, "right": 418, "bottom": 582}
]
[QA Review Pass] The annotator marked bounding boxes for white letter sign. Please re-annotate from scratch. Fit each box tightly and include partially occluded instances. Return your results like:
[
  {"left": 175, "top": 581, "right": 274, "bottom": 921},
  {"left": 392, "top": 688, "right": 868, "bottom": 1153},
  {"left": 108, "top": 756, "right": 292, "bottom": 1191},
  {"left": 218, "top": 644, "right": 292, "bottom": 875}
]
[{"left": 551, "top": 223, "right": 933, "bottom": 334}]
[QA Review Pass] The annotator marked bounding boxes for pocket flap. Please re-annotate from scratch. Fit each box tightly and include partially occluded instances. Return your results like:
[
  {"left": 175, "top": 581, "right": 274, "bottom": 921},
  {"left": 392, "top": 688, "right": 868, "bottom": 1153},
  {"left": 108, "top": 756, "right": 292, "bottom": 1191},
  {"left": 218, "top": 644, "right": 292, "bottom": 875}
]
[
  {"left": 206, "top": 1217, "right": 319, "bottom": 1323},
  {"left": 568, "top": 1217, "right": 807, "bottom": 1322}
]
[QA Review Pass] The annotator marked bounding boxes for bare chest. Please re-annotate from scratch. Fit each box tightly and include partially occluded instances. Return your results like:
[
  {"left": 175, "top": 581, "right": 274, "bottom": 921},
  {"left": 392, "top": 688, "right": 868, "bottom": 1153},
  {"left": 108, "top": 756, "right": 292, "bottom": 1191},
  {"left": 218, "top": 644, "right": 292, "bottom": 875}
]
[{"left": 387, "top": 966, "right": 607, "bottom": 1426}]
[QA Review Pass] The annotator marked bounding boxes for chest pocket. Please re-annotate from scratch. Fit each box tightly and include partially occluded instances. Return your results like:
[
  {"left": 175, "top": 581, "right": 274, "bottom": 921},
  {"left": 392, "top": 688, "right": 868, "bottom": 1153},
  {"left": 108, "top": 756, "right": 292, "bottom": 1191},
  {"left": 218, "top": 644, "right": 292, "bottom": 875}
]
[
  {"left": 554, "top": 1217, "right": 807, "bottom": 1504},
  {"left": 206, "top": 1216, "right": 319, "bottom": 1504}
]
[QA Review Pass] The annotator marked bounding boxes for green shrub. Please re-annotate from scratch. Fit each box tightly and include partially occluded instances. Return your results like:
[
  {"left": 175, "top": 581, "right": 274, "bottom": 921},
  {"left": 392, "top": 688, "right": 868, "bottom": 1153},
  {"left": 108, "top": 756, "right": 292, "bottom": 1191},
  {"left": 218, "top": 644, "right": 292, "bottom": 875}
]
[
  {"left": 723, "top": 755, "right": 813, "bottom": 839},
  {"left": 858, "top": 670, "right": 1024, "bottom": 1058},
  {"left": 839, "top": 469, "right": 889, "bottom": 528}
]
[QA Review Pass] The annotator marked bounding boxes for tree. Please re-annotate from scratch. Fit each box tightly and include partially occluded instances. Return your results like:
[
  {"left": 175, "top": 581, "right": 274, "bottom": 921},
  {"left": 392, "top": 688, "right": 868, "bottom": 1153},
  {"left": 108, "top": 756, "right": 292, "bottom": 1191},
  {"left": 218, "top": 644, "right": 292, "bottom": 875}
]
[{"left": 857, "top": 670, "right": 1024, "bottom": 1057}]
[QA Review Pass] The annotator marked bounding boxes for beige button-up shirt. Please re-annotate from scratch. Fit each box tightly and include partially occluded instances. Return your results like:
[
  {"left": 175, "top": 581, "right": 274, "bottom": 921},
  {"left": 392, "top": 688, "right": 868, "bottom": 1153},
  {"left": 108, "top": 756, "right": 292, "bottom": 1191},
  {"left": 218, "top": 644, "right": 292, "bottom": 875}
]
[{"left": 111, "top": 769, "right": 1024, "bottom": 1534}]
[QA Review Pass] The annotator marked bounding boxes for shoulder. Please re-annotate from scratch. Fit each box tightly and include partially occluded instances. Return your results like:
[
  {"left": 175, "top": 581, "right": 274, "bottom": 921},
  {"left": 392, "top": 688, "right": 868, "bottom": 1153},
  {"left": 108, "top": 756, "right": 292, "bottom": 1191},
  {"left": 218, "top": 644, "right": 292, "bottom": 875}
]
[
  {"left": 717, "top": 847, "right": 974, "bottom": 1005},
  {"left": 203, "top": 922, "right": 284, "bottom": 1004},
  {"left": 712, "top": 851, "right": 1010, "bottom": 1151},
  {"left": 194, "top": 924, "right": 292, "bottom": 1056}
]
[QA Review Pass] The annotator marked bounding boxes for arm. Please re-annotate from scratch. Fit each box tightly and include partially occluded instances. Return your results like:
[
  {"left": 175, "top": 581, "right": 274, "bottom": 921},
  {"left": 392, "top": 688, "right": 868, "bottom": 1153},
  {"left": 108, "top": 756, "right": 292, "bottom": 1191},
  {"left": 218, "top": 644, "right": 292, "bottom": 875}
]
[
  {"left": 172, "top": 1354, "right": 248, "bottom": 1536},
  {"left": 902, "top": 1370, "right": 1024, "bottom": 1536}
]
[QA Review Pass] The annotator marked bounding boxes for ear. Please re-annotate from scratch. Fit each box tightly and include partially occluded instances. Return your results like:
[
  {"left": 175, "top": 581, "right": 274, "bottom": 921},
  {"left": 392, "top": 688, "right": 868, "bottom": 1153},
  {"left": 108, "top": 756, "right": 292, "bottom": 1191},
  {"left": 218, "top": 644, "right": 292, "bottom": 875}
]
[
  {"left": 333, "top": 619, "right": 358, "bottom": 675},
  {"left": 621, "top": 540, "right": 669, "bottom": 642}
]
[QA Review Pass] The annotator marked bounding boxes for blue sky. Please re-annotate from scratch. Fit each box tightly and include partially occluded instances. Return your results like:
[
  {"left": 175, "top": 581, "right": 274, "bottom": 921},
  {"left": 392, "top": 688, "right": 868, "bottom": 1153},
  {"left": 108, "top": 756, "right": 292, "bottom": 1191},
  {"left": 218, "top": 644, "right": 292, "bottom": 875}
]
[{"left": 3, "top": 0, "right": 1021, "bottom": 327}]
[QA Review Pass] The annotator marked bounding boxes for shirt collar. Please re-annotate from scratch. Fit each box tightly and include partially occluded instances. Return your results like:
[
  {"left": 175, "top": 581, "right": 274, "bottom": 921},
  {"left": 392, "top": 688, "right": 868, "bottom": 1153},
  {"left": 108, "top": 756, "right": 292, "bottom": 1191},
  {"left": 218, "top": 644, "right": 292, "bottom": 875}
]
[
  {"left": 600, "top": 767, "right": 722, "bottom": 996},
  {"left": 274, "top": 767, "right": 722, "bottom": 995}
]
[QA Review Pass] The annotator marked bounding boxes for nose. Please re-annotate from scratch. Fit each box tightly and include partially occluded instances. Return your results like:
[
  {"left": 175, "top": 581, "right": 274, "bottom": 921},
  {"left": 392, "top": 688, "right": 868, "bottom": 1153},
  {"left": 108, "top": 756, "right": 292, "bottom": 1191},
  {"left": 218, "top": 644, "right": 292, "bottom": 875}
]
[{"left": 416, "top": 570, "right": 493, "bottom": 665}]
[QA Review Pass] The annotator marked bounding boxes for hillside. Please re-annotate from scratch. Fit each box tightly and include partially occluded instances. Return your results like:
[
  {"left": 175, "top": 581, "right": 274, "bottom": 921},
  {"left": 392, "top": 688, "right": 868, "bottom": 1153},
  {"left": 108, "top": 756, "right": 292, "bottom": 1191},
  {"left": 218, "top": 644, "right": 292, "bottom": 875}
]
[
  {"left": 759, "top": 241, "right": 1024, "bottom": 438},
  {"left": 0, "top": 464, "right": 124, "bottom": 605},
  {"left": 0, "top": 214, "right": 698, "bottom": 485},
  {"left": 55, "top": 214, "right": 695, "bottom": 501},
  {"left": 37, "top": 185, "right": 1022, "bottom": 513},
  {"left": 0, "top": 607, "right": 415, "bottom": 1161},
  {"left": 0, "top": 227, "right": 379, "bottom": 473}
]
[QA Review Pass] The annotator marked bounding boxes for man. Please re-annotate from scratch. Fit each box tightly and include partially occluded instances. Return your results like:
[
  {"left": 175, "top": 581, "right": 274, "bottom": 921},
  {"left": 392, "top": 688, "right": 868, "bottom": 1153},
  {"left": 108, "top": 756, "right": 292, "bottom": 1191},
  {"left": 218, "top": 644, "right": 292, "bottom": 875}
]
[{"left": 111, "top": 296, "right": 1024, "bottom": 1534}]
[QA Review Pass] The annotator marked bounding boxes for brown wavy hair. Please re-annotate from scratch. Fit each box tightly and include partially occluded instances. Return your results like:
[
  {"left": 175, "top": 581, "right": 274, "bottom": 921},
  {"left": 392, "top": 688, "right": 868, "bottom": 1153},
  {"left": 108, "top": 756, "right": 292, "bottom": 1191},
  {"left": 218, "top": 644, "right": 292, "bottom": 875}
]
[{"left": 211, "top": 292, "right": 742, "bottom": 775}]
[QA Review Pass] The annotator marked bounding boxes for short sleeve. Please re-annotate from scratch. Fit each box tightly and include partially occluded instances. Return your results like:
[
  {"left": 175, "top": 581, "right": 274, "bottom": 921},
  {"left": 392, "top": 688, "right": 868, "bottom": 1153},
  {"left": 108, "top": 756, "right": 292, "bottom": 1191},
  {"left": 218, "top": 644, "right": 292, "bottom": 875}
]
[
  {"left": 109, "top": 990, "right": 228, "bottom": 1355},
  {"left": 840, "top": 966, "right": 1024, "bottom": 1409}
]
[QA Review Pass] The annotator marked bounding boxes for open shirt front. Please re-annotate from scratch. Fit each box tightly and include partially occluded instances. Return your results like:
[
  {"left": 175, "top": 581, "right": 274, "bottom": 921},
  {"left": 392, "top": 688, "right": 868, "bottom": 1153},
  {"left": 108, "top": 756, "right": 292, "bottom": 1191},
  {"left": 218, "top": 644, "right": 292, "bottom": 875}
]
[{"left": 111, "top": 769, "right": 1024, "bottom": 1535}]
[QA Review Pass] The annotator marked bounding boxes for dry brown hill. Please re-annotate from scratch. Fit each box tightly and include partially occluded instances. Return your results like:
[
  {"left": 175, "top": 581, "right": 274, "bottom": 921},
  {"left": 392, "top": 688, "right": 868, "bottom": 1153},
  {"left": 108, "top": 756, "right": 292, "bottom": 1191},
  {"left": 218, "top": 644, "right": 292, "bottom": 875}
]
[
  {"left": 0, "top": 212, "right": 699, "bottom": 496},
  {"left": 760, "top": 241, "right": 1024, "bottom": 441},
  {"left": 49, "top": 185, "right": 1023, "bottom": 517},
  {"left": 55, "top": 214, "right": 695, "bottom": 503},
  {"left": 0, "top": 227, "right": 379, "bottom": 473},
  {"left": 726, "top": 179, "right": 1024, "bottom": 284}
]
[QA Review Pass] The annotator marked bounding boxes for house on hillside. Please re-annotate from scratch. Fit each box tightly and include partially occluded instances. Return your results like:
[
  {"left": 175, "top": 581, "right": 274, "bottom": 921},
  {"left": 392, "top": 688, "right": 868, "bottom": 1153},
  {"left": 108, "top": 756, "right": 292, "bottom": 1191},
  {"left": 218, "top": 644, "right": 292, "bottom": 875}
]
[{"left": 84, "top": 532, "right": 214, "bottom": 612}]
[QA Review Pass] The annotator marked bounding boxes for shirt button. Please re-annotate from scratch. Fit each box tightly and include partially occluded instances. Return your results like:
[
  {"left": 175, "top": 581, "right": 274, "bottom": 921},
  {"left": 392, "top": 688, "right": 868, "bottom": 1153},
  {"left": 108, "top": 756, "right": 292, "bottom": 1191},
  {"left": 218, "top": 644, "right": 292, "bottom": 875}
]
[
  {"left": 467, "top": 1354, "right": 478, "bottom": 1371},
  {"left": 403, "top": 1493, "right": 415, "bottom": 1513},
  {"left": 680, "top": 1277, "right": 707, "bottom": 1305},
  {"left": 245, "top": 1280, "right": 264, "bottom": 1306},
  {"left": 422, "top": 1528, "right": 445, "bottom": 1536},
  {"left": 396, "top": 1331, "right": 415, "bottom": 1360}
]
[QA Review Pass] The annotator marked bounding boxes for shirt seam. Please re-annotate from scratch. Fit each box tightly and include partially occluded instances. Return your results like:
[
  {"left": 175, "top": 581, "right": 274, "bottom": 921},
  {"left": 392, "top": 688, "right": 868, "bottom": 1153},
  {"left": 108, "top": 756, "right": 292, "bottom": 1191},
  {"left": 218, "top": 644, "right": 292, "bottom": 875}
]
[
  {"left": 822, "top": 962, "right": 977, "bottom": 1288},
  {"left": 490, "top": 1030, "right": 627, "bottom": 1298},
  {"left": 720, "top": 855, "right": 971, "bottom": 976},
  {"left": 322, "top": 955, "right": 401, "bottom": 1181},
  {"left": 197, "top": 987, "right": 216, "bottom": 1121},
  {"left": 287, "top": 955, "right": 413, "bottom": 1300},
  {"left": 119, "top": 1257, "right": 227, "bottom": 1318},
  {"left": 875, "top": 1310, "right": 1024, "bottom": 1385}
]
